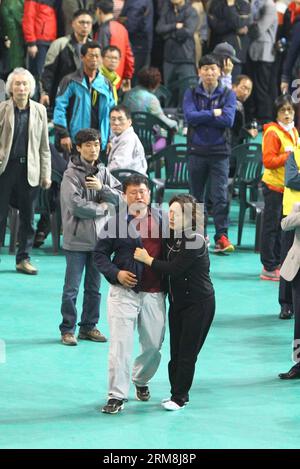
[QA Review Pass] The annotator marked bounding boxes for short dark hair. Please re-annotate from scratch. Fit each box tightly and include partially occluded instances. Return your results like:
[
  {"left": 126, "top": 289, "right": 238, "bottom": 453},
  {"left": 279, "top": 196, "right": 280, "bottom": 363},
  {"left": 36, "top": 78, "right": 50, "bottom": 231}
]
[
  {"left": 137, "top": 67, "right": 161, "bottom": 90},
  {"left": 81, "top": 41, "right": 101, "bottom": 56},
  {"left": 72, "top": 9, "right": 93, "bottom": 20},
  {"left": 123, "top": 174, "right": 150, "bottom": 193},
  {"left": 75, "top": 128, "right": 101, "bottom": 146},
  {"left": 233, "top": 74, "right": 253, "bottom": 87},
  {"left": 96, "top": 0, "right": 114, "bottom": 14},
  {"left": 198, "top": 54, "right": 221, "bottom": 69},
  {"left": 274, "top": 94, "right": 295, "bottom": 118},
  {"left": 169, "top": 193, "right": 202, "bottom": 231},
  {"left": 102, "top": 45, "right": 121, "bottom": 58},
  {"left": 110, "top": 105, "right": 131, "bottom": 119}
]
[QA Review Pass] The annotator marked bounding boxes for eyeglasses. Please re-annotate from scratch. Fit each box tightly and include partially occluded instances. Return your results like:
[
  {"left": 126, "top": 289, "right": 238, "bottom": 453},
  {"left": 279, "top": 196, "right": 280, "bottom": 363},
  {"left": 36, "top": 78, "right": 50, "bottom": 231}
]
[
  {"left": 85, "top": 53, "right": 101, "bottom": 59},
  {"left": 104, "top": 55, "right": 120, "bottom": 61},
  {"left": 278, "top": 106, "right": 294, "bottom": 113},
  {"left": 110, "top": 117, "right": 127, "bottom": 123}
]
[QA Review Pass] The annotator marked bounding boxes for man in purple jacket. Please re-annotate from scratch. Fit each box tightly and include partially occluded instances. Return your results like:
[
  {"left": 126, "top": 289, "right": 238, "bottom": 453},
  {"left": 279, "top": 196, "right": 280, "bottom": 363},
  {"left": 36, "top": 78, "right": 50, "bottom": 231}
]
[{"left": 183, "top": 54, "right": 236, "bottom": 253}]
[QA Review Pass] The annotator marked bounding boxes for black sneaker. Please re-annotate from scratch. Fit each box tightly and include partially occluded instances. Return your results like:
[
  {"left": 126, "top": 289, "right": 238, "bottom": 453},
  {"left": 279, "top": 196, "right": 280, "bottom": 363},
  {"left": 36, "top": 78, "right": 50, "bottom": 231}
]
[
  {"left": 135, "top": 385, "right": 150, "bottom": 401},
  {"left": 102, "top": 398, "right": 124, "bottom": 414},
  {"left": 279, "top": 305, "right": 294, "bottom": 320},
  {"left": 33, "top": 231, "right": 46, "bottom": 248}
]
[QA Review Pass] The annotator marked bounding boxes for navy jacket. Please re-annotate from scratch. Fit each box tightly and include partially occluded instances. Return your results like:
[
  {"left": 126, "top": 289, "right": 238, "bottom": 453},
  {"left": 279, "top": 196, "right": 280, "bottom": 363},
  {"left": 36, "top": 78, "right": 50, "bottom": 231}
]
[
  {"left": 207, "top": 0, "right": 251, "bottom": 64},
  {"left": 281, "top": 19, "right": 300, "bottom": 84},
  {"left": 93, "top": 207, "right": 168, "bottom": 293},
  {"left": 156, "top": 0, "right": 198, "bottom": 64},
  {"left": 183, "top": 82, "right": 236, "bottom": 156},
  {"left": 121, "top": 0, "right": 153, "bottom": 53}
]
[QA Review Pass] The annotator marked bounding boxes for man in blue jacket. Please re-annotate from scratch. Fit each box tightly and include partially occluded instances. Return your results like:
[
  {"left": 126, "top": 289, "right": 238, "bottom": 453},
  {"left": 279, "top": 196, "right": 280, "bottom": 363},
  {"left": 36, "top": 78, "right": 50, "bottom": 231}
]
[
  {"left": 183, "top": 54, "right": 236, "bottom": 252},
  {"left": 53, "top": 41, "right": 115, "bottom": 154}
]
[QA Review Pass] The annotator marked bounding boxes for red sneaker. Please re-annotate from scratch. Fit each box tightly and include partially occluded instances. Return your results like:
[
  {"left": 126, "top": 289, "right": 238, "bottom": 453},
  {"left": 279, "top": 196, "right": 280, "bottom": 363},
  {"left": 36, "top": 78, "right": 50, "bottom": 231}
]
[{"left": 214, "top": 235, "right": 235, "bottom": 253}]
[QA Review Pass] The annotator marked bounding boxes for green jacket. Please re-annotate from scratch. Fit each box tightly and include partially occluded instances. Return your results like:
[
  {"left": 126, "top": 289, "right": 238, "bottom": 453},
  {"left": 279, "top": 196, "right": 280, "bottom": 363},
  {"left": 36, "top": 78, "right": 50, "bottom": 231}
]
[{"left": 0, "top": 0, "right": 25, "bottom": 71}]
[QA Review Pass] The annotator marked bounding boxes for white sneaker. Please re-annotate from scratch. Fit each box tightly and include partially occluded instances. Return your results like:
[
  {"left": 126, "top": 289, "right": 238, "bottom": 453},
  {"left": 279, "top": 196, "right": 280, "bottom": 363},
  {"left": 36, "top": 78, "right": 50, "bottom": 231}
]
[
  {"left": 161, "top": 400, "right": 184, "bottom": 411},
  {"left": 161, "top": 397, "right": 170, "bottom": 404},
  {"left": 161, "top": 397, "right": 189, "bottom": 405}
]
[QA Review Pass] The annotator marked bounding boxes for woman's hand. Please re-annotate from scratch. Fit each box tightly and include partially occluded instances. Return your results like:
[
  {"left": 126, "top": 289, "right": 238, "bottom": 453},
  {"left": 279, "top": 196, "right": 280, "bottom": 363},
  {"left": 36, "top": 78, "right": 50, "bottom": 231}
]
[{"left": 134, "top": 247, "right": 153, "bottom": 265}]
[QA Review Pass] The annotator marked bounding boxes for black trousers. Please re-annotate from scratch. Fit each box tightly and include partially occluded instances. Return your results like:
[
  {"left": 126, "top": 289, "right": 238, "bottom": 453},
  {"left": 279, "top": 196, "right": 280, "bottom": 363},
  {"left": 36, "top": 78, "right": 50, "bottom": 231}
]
[
  {"left": 0, "top": 159, "right": 39, "bottom": 263},
  {"left": 292, "top": 269, "right": 300, "bottom": 365},
  {"left": 168, "top": 294, "right": 215, "bottom": 405},
  {"left": 131, "top": 49, "right": 151, "bottom": 87},
  {"left": 244, "top": 59, "right": 273, "bottom": 123},
  {"left": 260, "top": 183, "right": 282, "bottom": 271},
  {"left": 279, "top": 230, "right": 294, "bottom": 310}
]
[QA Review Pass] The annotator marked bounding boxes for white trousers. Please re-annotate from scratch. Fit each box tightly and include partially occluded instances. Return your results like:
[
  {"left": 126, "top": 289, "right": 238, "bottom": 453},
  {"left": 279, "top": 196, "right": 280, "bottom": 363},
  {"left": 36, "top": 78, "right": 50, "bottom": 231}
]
[{"left": 107, "top": 285, "right": 166, "bottom": 400}]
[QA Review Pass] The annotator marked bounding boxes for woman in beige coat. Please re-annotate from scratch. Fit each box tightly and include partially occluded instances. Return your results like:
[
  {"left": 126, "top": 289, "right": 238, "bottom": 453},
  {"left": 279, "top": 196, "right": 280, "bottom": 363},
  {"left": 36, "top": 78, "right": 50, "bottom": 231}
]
[{"left": 279, "top": 202, "right": 300, "bottom": 379}]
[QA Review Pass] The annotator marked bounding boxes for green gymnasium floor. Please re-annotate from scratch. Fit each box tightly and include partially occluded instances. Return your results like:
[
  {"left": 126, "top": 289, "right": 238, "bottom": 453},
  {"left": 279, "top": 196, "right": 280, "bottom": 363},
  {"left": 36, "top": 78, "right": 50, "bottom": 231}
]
[{"left": 1, "top": 202, "right": 300, "bottom": 450}]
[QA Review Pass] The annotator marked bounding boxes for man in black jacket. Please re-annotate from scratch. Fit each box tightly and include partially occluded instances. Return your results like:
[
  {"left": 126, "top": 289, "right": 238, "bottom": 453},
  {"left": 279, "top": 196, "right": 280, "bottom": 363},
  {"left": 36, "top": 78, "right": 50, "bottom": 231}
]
[
  {"left": 40, "top": 8, "right": 93, "bottom": 109},
  {"left": 156, "top": 0, "right": 198, "bottom": 106},
  {"left": 208, "top": 0, "right": 251, "bottom": 78},
  {"left": 94, "top": 174, "right": 167, "bottom": 414}
]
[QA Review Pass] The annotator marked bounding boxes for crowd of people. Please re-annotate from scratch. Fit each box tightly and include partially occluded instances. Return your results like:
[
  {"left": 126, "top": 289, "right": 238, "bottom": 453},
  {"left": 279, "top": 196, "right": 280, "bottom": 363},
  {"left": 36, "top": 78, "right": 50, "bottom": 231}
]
[{"left": 1, "top": 0, "right": 300, "bottom": 414}]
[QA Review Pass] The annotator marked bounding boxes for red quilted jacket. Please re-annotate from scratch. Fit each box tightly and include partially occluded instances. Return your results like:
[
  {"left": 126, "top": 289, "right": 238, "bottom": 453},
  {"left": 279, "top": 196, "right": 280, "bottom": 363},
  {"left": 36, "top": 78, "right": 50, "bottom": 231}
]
[{"left": 22, "top": 0, "right": 57, "bottom": 45}]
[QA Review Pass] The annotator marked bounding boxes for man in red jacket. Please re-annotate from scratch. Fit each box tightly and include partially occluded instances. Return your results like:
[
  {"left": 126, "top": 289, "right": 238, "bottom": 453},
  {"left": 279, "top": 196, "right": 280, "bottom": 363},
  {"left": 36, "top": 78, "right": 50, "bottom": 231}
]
[
  {"left": 22, "top": 0, "right": 57, "bottom": 99},
  {"left": 94, "top": 0, "right": 134, "bottom": 91}
]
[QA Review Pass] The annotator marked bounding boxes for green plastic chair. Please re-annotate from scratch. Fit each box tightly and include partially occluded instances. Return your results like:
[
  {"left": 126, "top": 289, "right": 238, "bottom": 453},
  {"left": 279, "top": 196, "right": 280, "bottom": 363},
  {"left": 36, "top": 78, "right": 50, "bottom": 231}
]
[{"left": 231, "top": 143, "right": 264, "bottom": 247}]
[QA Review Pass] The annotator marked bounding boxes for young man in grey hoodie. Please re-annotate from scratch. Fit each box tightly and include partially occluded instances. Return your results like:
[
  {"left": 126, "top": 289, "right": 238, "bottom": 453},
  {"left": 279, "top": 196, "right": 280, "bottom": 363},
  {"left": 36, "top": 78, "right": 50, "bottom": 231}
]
[{"left": 59, "top": 128, "right": 122, "bottom": 345}]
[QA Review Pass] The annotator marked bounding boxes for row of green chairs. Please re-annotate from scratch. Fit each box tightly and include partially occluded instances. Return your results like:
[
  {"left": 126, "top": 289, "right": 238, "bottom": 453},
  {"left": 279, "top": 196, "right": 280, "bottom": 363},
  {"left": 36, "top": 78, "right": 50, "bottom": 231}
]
[{"left": 112, "top": 142, "right": 264, "bottom": 250}]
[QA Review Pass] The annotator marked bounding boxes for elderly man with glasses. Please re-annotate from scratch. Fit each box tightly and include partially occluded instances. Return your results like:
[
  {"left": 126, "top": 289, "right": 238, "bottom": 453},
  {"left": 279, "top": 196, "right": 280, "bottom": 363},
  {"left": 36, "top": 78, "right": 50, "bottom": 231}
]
[{"left": 107, "top": 104, "right": 147, "bottom": 175}]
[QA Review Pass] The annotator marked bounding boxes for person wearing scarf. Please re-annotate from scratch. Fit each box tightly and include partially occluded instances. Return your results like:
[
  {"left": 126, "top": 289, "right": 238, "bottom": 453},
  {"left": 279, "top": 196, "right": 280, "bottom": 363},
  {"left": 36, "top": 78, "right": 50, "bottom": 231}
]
[{"left": 100, "top": 45, "right": 122, "bottom": 103}]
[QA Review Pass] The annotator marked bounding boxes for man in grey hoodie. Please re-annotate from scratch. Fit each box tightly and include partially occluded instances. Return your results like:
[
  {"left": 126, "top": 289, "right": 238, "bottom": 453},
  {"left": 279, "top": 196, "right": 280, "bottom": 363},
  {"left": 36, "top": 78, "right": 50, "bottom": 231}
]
[{"left": 59, "top": 128, "right": 122, "bottom": 346}]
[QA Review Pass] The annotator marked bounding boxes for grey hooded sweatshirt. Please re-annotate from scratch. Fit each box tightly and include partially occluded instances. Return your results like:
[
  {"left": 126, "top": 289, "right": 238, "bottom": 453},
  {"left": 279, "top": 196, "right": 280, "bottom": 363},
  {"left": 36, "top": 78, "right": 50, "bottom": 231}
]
[{"left": 60, "top": 154, "right": 122, "bottom": 251}]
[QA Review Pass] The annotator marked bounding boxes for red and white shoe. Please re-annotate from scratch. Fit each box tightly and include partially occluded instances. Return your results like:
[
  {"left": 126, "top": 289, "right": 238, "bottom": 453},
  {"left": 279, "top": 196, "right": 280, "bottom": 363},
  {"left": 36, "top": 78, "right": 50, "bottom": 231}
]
[
  {"left": 214, "top": 235, "right": 235, "bottom": 253},
  {"left": 260, "top": 268, "right": 280, "bottom": 281}
]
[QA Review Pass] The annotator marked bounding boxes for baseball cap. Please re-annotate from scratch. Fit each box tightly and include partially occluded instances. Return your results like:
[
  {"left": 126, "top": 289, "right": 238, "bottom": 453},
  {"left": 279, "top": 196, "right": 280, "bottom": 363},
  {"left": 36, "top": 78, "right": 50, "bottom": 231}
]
[{"left": 212, "top": 42, "right": 241, "bottom": 64}]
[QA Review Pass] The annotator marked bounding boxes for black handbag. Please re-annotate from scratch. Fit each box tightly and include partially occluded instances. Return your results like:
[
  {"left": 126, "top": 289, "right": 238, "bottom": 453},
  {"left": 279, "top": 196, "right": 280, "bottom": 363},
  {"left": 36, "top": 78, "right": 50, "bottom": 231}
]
[{"left": 284, "top": 152, "right": 300, "bottom": 190}]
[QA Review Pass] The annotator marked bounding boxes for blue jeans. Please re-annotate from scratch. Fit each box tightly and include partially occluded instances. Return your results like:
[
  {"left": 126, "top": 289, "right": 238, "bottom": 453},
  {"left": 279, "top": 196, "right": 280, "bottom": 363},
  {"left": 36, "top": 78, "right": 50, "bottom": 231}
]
[
  {"left": 60, "top": 250, "right": 101, "bottom": 335},
  {"left": 27, "top": 44, "right": 49, "bottom": 101},
  {"left": 188, "top": 154, "right": 229, "bottom": 241}
]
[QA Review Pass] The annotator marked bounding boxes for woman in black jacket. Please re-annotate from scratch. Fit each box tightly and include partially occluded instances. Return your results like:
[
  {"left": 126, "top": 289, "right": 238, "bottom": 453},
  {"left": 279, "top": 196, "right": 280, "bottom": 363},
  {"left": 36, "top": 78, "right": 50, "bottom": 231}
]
[{"left": 134, "top": 194, "right": 215, "bottom": 410}]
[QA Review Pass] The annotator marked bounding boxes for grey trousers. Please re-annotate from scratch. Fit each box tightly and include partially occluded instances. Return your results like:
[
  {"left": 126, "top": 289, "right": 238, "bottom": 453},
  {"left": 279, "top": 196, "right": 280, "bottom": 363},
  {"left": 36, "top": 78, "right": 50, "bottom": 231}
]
[{"left": 107, "top": 285, "right": 166, "bottom": 400}]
